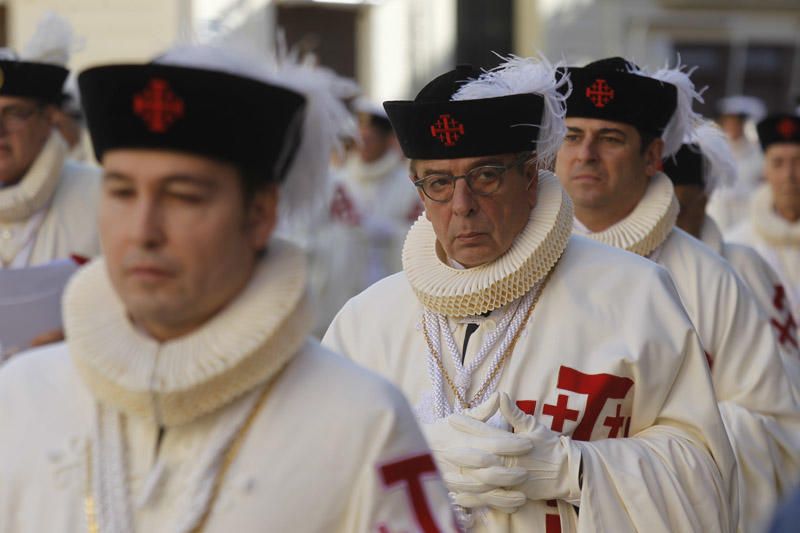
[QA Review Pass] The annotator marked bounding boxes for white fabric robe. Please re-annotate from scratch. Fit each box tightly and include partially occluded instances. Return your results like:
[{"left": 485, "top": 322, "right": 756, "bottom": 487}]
[
  {"left": 325, "top": 235, "right": 738, "bottom": 533},
  {"left": 0, "top": 132, "right": 100, "bottom": 268},
  {"left": 727, "top": 186, "right": 800, "bottom": 336},
  {"left": 699, "top": 216, "right": 800, "bottom": 385},
  {"left": 0, "top": 341, "right": 455, "bottom": 533},
  {"left": 645, "top": 227, "right": 800, "bottom": 533}
]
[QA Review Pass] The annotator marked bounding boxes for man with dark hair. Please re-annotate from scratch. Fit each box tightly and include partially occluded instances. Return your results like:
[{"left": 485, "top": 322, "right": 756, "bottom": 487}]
[
  {"left": 556, "top": 57, "right": 800, "bottom": 532},
  {"left": 0, "top": 45, "right": 455, "bottom": 532},
  {"left": 326, "top": 56, "right": 737, "bottom": 532}
]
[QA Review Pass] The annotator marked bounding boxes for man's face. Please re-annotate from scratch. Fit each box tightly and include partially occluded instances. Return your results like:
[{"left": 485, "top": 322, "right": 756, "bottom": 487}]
[
  {"left": 555, "top": 118, "right": 661, "bottom": 228},
  {"left": 718, "top": 114, "right": 745, "bottom": 141},
  {"left": 99, "top": 149, "right": 278, "bottom": 341},
  {"left": 673, "top": 184, "right": 708, "bottom": 237},
  {"left": 358, "top": 120, "right": 394, "bottom": 163},
  {"left": 763, "top": 143, "right": 800, "bottom": 214},
  {"left": 413, "top": 153, "right": 537, "bottom": 268},
  {"left": 0, "top": 96, "right": 55, "bottom": 185}
]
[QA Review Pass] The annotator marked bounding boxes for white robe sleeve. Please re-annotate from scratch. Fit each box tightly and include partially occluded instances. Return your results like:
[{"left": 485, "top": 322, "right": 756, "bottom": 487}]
[{"left": 340, "top": 382, "right": 458, "bottom": 533}]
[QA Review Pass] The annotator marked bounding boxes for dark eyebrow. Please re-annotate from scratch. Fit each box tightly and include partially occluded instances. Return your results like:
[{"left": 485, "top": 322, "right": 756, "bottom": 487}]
[
  {"left": 419, "top": 157, "right": 507, "bottom": 177},
  {"left": 596, "top": 127, "right": 627, "bottom": 137},
  {"left": 102, "top": 172, "right": 217, "bottom": 191}
]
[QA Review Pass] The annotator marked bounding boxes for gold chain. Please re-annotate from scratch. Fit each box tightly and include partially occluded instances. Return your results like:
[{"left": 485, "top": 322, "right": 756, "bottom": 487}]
[
  {"left": 422, "top": 271, "right": 551, "bottom": 410},
  {"left": 84, "top": 380, "right": 275, "bottom": 533}
]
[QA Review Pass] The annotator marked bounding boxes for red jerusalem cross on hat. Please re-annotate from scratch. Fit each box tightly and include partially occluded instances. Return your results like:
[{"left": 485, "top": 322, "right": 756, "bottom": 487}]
[
  {"left": 384, "top": 65, "right": 545, "bottom": 160},
  {"left": 757, "top": 113, "right": 800, "bottom": 151}
]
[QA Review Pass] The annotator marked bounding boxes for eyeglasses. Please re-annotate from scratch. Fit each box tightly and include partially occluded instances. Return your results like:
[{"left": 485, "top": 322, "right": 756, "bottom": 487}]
[
  {"left": 0, "top": 105, "right": 44, "bottom": 132},
  {"left": 413, "top": 155, "right": 529, "bottom": 203}
]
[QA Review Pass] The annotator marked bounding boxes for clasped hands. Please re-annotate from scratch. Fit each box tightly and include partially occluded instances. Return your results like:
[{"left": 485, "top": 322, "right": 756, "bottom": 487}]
[{"left": 423, "top": 392, "right": 580, "bottom": 514}]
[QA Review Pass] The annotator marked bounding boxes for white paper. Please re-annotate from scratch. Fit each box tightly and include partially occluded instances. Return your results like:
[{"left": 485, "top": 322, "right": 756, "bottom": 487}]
[{"left": 0, "top": 259, "right": 78, "bottom": 361}]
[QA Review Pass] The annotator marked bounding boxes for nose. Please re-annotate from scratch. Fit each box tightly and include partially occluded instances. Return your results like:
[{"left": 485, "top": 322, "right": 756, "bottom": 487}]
[
  {"left": 451, "top": 177, "right": 478, "bottom": 217},
  {"left": 130, "top": 195, "right": 166, "bottom": 250},
  {"left": 576, "top": 136, "right": 598, "bottom": 163}
]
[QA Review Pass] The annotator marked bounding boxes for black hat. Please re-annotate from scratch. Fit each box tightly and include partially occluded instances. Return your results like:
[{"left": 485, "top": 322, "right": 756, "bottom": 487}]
[
  {"left": 757, "top": 114, "right": 800, "bottom": 151},
  {"left": 662, "top": 143, "right": 703, "bottom": 187},
  {"left": 0, "top": 59, "right": 68, "bottom": 105},
  {"left": 563, "top": 57, "right": 677, "bottom": 137},
  {"left": 383, "top": 65, "right": 545, "bottom": 159},
  {"left": 78, "top": 63, "right": 307, "bottom": 182}
]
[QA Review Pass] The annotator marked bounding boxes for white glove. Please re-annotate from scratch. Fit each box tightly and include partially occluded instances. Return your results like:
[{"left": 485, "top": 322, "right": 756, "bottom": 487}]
[
  {"left": 497, "top": 392, "right": 582, "bottom": 503},
  {"left": 421, "top": 394, "right": 532, "bottom": 514}
]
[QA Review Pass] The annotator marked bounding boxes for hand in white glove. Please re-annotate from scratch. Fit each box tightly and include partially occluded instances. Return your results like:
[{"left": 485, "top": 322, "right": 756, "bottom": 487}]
[
  {"left": 497, "top": 392, "right": 582, "bottom": 503},
  {"left": 421, "top": 394, "right": 532, "bottom": 514}
]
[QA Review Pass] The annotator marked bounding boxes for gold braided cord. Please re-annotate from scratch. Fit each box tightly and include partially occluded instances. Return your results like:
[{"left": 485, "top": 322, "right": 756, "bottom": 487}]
[
  {"left": 423, "top": 269, "right": 552, "bottom": 410},
  {"left": 189, "top": 380, "right": 275, "bottom": 533},
  {"left": 83, "top": 380, "right": 275, "bottom": 533}
]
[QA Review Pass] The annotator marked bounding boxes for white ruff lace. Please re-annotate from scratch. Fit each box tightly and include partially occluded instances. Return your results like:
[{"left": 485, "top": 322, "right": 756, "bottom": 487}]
[
  {"left": 573, "top": 172, "right": 679, "bottom": 258},
  {"left": 402, "top": 171, "right": 572, "bottom": 317}
]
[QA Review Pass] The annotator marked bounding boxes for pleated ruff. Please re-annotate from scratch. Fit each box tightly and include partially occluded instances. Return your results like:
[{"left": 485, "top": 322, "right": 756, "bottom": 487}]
[
  {"left": 402, "top": 171, "right": 572, "bottom": 317},
  {"left": 582, "top": 172, "right": 678, "bottom": 257},
  {"left": 752, "top": 184, "right": 800, "bottom": 246},
  {"left": 65, "top": 238, "right": 311, "bottom": 427}
]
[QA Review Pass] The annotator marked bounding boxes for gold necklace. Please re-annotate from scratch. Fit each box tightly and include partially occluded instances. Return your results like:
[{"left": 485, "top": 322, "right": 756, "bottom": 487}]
[
  {"left": 422, "top": 271, "right": 551, "bottom": 410},
  {"left": 84, "top": 380, "right": 274, "bottom": 533}
]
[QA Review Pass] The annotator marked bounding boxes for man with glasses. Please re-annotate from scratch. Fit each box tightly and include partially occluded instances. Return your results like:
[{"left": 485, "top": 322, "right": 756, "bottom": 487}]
[
  {"left": 0, "top": 20, "right": 100, "bottom": 268},
  {"left": 325, "top": 58, "right": 737, "bottom": 531}
]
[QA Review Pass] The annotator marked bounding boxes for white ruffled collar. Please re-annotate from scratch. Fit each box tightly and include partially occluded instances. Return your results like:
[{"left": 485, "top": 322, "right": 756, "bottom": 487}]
[
  {"left": 402, "top": 171, "right": 573, "bottom": 317},
  {"left": 752, "top": 184, "right": 800, "bottom": 246},
  {"left": 573, "top": 172, "right": 679, "bottom": 257},
  {"left": 65, "top": 238, "right": 311, "bottom": 427},
  {"left": 699, "top": 215, "right": 725, "bottom": 254},
  {"left": 0, "top": 132, "right": 67, "bottom": 222}
]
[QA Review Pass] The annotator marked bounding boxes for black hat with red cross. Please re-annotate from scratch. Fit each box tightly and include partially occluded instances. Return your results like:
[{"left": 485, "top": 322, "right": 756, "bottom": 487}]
[
  {"left": 0, "top": 59, "right": 68, "bottom": 105},
  {"left": 78, "top": 63, "right": 306, "bottom": 182},
  {"left": 757, "top": 113, "right": 800, "bottom": 151},
  {"left": 383, "top": 65, "right": 545, "bottom": 159},
  {"left": 563, "top": 57, "right": 677, "bottom": 138}
]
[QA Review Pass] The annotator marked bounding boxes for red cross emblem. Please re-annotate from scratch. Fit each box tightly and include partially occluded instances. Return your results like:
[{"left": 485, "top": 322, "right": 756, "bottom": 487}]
[
  {"left": 777, "top": 118, "right": 797, "bottom": 140},
  {"left": 542, "top": 394, "right": 579, "bottom": 432},
  {"left": 585, "top": 78, "right": 615, "bottom": 108},
  {"left": 133, "top": 78, "right": 185, "bottom": 133},
  {"left": 430, "top": 114, "right": 464, "bottom": 147}
]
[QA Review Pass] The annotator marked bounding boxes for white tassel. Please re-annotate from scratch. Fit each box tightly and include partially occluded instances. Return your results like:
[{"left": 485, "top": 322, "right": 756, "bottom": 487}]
[
  {"left": 452, "top": 53, "right": 569, "bottom": 168},
  {"left": 21, "top": 11, "right": 82, "bottom": 66},
  {"left": 690, "top": 120, "right": 737, "bottom": 194},
  {"left": 649, "top": 57, "right": 704, "bottom": 158}
]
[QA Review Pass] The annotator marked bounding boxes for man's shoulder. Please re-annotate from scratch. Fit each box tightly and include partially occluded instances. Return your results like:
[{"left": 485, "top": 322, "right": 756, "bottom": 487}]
[
  {"left": 663, "top": 228, "right": 739, "bottom": 275},
  {"left": 346, "top": 271, "right": 418, "bottom": 312},
  {"left": 562, "top": 234, "right": 671, "bottom": 280},
  {"left": 287, "top": 338, "right": 414, "bottom": 417},
  {"left": 0, "top": 342, "right": 91, "bottom": 417}
]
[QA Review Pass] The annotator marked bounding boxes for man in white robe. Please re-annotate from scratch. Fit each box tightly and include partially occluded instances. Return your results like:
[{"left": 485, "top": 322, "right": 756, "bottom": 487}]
[
  {"left": 706, "top": 96, "right": 765, "bottom": 231},
  {"left": 0, "top": 13, "right": 100, "bottom": 269},
  {"left": 556, "top": 57, "right": 800, "bottom": 532},
  {"left": 663, "top": 120, "right": 800, "bottom": 379},
  {"left": 728, "top": 113, "right": 800, "bottom": 339},
  {"left": 325, "top": 58, "right": 737, "bottom": 532},
  {"left": 0, "top": 46, "right": 455, "bottom": 533}
]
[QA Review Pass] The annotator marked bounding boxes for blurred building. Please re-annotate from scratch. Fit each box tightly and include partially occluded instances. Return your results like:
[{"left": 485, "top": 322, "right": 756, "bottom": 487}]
[{"left": 1, "top": 0, "right": 798, "bottom": 112}]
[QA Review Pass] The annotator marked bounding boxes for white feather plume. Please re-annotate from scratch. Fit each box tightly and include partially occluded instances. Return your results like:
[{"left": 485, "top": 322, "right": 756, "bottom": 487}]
[
  {"left": 649, "top": 57, "right": 704, "bottom": 158},
  {"left": 21, "top": 11, "right": 81, "bottom": 66},
  {"left": 690, "top": 120, "right": 737, "bottom": 194},
  {"left": 451, "top": 54, "right": 570, "bottom": 168},
  {"left": 156, "top": 43, "right": 356, "bottom": 231}
]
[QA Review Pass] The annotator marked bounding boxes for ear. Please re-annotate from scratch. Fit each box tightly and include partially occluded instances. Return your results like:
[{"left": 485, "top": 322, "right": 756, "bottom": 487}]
[
  {"left": 523, "top": 158, "right": 539, "bottom": 207},
  {"left": 246, "top": 183, "right": 279, "bottom": 251},
  {"left": 643, "top": 138, "right": 664, "bottom": 177}
]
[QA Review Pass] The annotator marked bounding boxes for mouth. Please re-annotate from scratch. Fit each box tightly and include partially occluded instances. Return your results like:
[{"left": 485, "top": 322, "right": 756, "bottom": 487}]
[
  {"left": 126, "top": 265, "right": 174, "bottom": 281},
  {"left": 456, "top": 232, "right": 487, "bottom": 243},
  {"left": 572, "top": 173, "right": 602, "bottom": 183}
]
